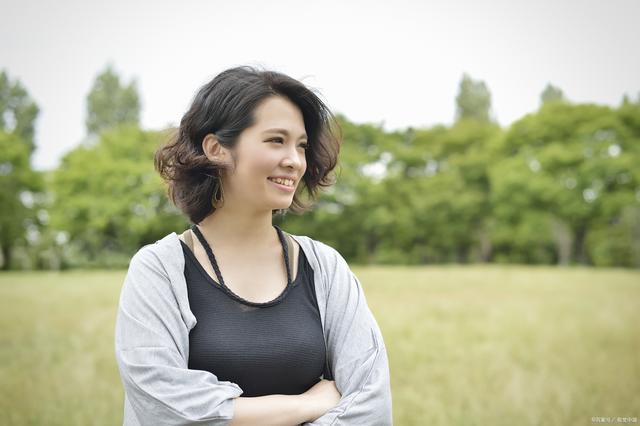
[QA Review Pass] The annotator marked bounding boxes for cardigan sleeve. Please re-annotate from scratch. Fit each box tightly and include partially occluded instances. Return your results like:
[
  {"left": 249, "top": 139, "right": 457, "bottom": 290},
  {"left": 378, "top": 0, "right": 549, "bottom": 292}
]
[
  {"left": 305, "top": 245, "right": 393, "bottom": 425},
  {"left": 114, "top": 246, "right": 243, "bottom": 426}
]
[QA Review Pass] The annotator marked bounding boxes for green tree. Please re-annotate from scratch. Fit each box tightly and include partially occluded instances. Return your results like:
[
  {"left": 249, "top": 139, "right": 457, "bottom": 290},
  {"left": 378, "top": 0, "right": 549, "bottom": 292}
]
[
  {"left": 50, "top": 125, "right": 187, "bottom": 267},
  {"left": 393, "top": 120, "right": 501, "bottom": 263},
  {"left": 455, "top": 73, "right": 493, "bottom": 123},
  {"left": 0, "top": 69, "right": 39, "bottom": 153},
  {"left": 0, "top": 71, "right": 42, "bottom": 269},
  {"left": 85, "top": 65, "right": 140, "bottom": 136},
  {"left": 540, "top": 83, "right": 566, "bottom": 105},
  {"left": 618, "top": 92, "right": 640, "bottom": 138},
  {"left": 493, "top": 102, "right": 640, "bottom": 266},
  {"left": 0, "top": 131, "right": 43, "bottom": 269}
]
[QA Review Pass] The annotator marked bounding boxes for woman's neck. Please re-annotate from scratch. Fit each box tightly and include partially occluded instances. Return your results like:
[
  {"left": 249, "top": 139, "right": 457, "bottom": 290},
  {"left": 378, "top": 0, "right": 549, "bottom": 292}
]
[{"left": 196, "top": 206, "right": 279, "bottom": 252}]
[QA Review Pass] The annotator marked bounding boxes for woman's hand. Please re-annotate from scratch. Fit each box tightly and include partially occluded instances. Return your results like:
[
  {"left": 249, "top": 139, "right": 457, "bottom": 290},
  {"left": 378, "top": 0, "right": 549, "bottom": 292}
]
[
  {"left": 301, "top": 379, "right": 342, "bottom": 421},
  {"left": 229, "top": 380, "right": 341, "bottom": 426}
]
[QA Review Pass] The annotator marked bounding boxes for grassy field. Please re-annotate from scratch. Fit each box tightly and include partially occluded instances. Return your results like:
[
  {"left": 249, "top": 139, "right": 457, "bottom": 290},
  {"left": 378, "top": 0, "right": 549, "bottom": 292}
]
[{"left": 0, "top": 265, "right": 638, "bottom": 425}]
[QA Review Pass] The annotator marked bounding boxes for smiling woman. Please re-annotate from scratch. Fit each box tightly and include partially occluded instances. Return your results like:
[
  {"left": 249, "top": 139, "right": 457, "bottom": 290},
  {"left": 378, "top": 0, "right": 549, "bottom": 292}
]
[
  {"left": 154, "top": 67, "right": 340, "bottom": 224},
  {"left": 114, "top": 66, "right": 393, "bottom": 426}
]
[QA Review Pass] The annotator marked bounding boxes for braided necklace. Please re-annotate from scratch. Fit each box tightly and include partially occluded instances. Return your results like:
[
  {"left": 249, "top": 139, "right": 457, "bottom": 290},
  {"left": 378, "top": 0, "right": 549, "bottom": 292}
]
[{"left": 190, "top": 223, "right": 292, "bottom": 299}]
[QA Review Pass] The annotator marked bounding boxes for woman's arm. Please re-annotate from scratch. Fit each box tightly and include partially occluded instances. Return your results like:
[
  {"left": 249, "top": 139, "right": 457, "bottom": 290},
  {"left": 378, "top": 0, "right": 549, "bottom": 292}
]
[
  {"left": 305, "top": 245, "right": 393, "bottom": 425},
  {"left": 230, "top": 379, "right": 341, "bottom": 426},
  {"left": 115, "top": 247, "right": 243, "bottom": 424}
]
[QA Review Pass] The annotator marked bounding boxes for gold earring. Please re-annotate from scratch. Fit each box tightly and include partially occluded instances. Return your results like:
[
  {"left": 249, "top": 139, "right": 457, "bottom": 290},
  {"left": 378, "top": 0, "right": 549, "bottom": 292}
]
[{"left": 212, "top": 177, "right": 224, "bottom": 209}]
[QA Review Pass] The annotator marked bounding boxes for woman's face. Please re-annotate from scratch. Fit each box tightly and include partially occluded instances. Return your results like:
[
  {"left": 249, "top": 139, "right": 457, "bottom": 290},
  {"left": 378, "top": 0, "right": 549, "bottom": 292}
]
[{"left": 222, "top": 96, "right": 308, "bottom": 212}]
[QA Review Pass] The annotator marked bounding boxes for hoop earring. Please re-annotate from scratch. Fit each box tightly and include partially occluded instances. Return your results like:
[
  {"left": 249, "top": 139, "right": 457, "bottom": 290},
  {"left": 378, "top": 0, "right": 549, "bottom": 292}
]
[{"left": 212, "top": 177, "right": 225, "bottom": 209}]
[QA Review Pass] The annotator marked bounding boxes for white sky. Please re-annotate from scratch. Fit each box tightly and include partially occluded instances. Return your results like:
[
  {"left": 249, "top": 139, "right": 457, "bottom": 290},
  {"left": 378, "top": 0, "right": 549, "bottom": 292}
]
[{"left": 1, "top": 0, "right": 639, "bottom": 171}]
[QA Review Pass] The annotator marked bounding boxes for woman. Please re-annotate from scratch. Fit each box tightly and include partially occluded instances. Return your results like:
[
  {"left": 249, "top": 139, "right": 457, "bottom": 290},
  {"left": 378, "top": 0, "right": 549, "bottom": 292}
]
[{"left": 114, "top": 66, "right": 392, "bottom": 425}]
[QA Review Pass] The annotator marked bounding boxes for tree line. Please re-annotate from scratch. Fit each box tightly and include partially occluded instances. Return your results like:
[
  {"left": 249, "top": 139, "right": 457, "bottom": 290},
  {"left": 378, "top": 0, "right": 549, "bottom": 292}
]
[{"left": 1, "top": 66, "right": 639, "bottom": 270}]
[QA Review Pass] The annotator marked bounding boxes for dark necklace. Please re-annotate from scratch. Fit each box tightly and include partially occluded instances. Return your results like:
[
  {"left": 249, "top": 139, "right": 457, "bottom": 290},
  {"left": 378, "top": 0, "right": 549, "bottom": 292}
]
[{"left": 190, "top": 223, "right": 292, "bottom": 292}]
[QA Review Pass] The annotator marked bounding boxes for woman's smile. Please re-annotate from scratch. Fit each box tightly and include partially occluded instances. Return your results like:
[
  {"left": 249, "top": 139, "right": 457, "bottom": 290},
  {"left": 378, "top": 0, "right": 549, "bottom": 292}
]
[{"left": 267, "top": 177, "right": 296, "bottom": 192}]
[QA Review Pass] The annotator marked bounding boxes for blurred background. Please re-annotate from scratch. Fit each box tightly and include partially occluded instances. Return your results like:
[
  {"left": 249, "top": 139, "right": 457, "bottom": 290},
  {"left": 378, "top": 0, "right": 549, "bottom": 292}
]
[{"left": 1, "top": 0, "right": 638, "bottom": 425}]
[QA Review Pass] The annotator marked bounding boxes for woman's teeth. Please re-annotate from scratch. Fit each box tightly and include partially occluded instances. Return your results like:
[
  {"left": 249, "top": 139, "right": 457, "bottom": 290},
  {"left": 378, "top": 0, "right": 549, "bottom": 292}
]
[{"left": 268, "top": 177, "right": 294, "bottom": 187}]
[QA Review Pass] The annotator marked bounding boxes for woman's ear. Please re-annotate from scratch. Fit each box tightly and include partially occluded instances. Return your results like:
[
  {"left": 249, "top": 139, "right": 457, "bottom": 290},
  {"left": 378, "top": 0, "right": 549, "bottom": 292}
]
[{"left": 202, "top": 133, "right": 226, "bottom": 162}]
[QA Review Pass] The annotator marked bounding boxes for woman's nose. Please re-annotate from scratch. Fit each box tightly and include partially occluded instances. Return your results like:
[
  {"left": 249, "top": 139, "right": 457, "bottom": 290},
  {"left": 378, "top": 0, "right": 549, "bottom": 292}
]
[{"left": 282, "top": 147, "right": 304, "bottom": 170}]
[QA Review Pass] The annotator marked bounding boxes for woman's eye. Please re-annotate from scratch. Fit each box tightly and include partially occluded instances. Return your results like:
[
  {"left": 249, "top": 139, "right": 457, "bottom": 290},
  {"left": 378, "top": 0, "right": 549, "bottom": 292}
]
[{"left": 268, "top": 138, "right": 308, "bottom": 150}]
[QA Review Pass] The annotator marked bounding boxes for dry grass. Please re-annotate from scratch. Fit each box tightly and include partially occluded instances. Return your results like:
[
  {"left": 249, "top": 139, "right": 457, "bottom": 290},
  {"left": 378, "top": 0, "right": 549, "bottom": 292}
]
[{"left": 1, "top": 265, "right": 638, "bottom": 425}]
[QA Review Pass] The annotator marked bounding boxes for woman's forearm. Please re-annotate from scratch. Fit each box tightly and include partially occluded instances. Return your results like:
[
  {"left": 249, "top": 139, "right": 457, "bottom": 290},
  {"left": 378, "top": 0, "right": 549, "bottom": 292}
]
[{"left": 229, "top": 394, "right": 314, "bottom": 426}]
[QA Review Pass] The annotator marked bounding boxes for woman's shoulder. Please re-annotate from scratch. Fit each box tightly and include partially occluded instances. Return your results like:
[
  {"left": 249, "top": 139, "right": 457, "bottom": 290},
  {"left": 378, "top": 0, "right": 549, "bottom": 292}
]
[
  {"left": 128, "top": 231, "right": 183, "bottom": 272},
  {"left": 287, "top": 233, "right": 348, "bottom": 269},
  {"left": 123, "top": 230, "right": 196, "bottom": 329}
]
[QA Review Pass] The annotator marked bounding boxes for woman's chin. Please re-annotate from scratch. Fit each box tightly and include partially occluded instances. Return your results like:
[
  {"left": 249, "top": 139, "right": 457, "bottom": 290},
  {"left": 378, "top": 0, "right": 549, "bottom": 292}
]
[
  {"left": 270, "top": 198, "right": 293, "bottom": 210},
  {"left": 273, "top": 202, "right": 292, "bottom": 210}
]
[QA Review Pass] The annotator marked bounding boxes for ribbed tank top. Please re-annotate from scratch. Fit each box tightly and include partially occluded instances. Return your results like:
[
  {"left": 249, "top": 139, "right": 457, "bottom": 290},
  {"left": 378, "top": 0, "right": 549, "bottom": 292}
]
[{"left": 180, "top": 239, "right": 327, "bottom": 397}]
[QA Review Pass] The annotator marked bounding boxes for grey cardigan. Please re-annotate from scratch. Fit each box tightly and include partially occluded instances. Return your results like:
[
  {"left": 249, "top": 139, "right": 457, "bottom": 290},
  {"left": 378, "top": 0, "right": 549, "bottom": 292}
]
[{"left": 114, "top": 231, "right": 393, "bottom": 425}]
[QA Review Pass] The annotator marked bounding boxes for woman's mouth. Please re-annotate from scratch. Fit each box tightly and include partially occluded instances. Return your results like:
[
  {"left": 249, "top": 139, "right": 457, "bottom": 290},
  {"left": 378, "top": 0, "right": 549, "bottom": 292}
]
[{"left": 267, "top": 177, "right": 295, "bottom": 192}]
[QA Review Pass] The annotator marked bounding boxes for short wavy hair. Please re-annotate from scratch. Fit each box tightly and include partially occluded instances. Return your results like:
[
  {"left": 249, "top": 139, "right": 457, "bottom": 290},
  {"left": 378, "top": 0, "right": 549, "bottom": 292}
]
[{"left": 154, "top": 66, "right": 341, "bottom": 224}]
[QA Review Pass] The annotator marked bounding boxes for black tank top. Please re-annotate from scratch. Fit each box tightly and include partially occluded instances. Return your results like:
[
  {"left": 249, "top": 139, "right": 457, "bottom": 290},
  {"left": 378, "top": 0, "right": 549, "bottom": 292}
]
[{"left": 181, "top": 239, "right": 327, "bottom": 397}]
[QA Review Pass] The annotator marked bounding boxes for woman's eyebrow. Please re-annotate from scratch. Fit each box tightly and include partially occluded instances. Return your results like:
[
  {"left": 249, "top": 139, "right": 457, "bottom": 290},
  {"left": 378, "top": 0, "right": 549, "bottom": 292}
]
[{"left": 262, "top": 128, "right": 308, "bottom": 140}]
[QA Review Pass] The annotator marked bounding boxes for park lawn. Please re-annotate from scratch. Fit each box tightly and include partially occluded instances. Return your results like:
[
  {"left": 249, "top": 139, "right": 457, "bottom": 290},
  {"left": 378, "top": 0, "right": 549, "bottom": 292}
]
[{"left": 0, "top": 265, "right": 638, "bottom": 425}]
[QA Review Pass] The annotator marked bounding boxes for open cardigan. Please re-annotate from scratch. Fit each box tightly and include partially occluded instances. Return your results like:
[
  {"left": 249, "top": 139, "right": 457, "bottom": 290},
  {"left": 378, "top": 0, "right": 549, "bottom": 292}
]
[{"left": 114, "top": 231, "right": 393, "bottom": 425}]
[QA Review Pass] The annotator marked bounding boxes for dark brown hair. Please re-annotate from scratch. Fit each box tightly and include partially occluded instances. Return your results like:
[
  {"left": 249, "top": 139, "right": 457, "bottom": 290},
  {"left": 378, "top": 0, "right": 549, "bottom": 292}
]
[{"left": 154, "top": 66, "right": 341, "bottom": 224}]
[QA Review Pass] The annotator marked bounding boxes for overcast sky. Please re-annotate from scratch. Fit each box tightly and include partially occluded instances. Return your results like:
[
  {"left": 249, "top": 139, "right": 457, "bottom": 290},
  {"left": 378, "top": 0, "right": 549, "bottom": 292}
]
[{"left": 2, "top": 0, "right": 639, "bottom": 171}]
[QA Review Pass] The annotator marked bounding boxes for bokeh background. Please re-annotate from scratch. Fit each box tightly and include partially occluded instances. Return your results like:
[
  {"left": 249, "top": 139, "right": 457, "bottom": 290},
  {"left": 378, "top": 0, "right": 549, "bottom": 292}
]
[{"left": 1, "top": 0, "right": 639, "bottom": 425}]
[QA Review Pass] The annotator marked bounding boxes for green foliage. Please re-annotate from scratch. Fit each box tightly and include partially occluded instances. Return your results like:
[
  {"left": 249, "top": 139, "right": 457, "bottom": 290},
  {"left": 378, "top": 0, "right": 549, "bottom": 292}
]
[
  {"left": 50, "top": 125, "right": 187, "bottom": 267},
  {"left": 0, "top": 131, "right": 44, "bottom": 269},
  {"left": 279, "top": 98, "right": 640, "bottom": 267},
  {"left": 3, "top": 66, "right": 640, "bottom": 268},
  {"left": 0, "top": 71, "right": 42, "bottom": 269},
  {"left": 85, "top": 65, "right": 140, "bottom": 136},
  {"left": 0, "top": 70, "right": 39, "bottom": 153},
  {"left": 490, "top": 101, "right": 640, "bottom": 265},
  {"left": 618, "top": 94, "right": 640, "bottom": 137},
  {"left": 586, "top": 206, "right": 640, "bottom": 267},
  {"left": 283, "top": 115, "right": 502, "bottom": 265},
  {"left": 455, "top": 73, "right": 493, "bottom": 123},
  {"left": 540, "top": 83, "right": 566, "bottom": 106}
]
